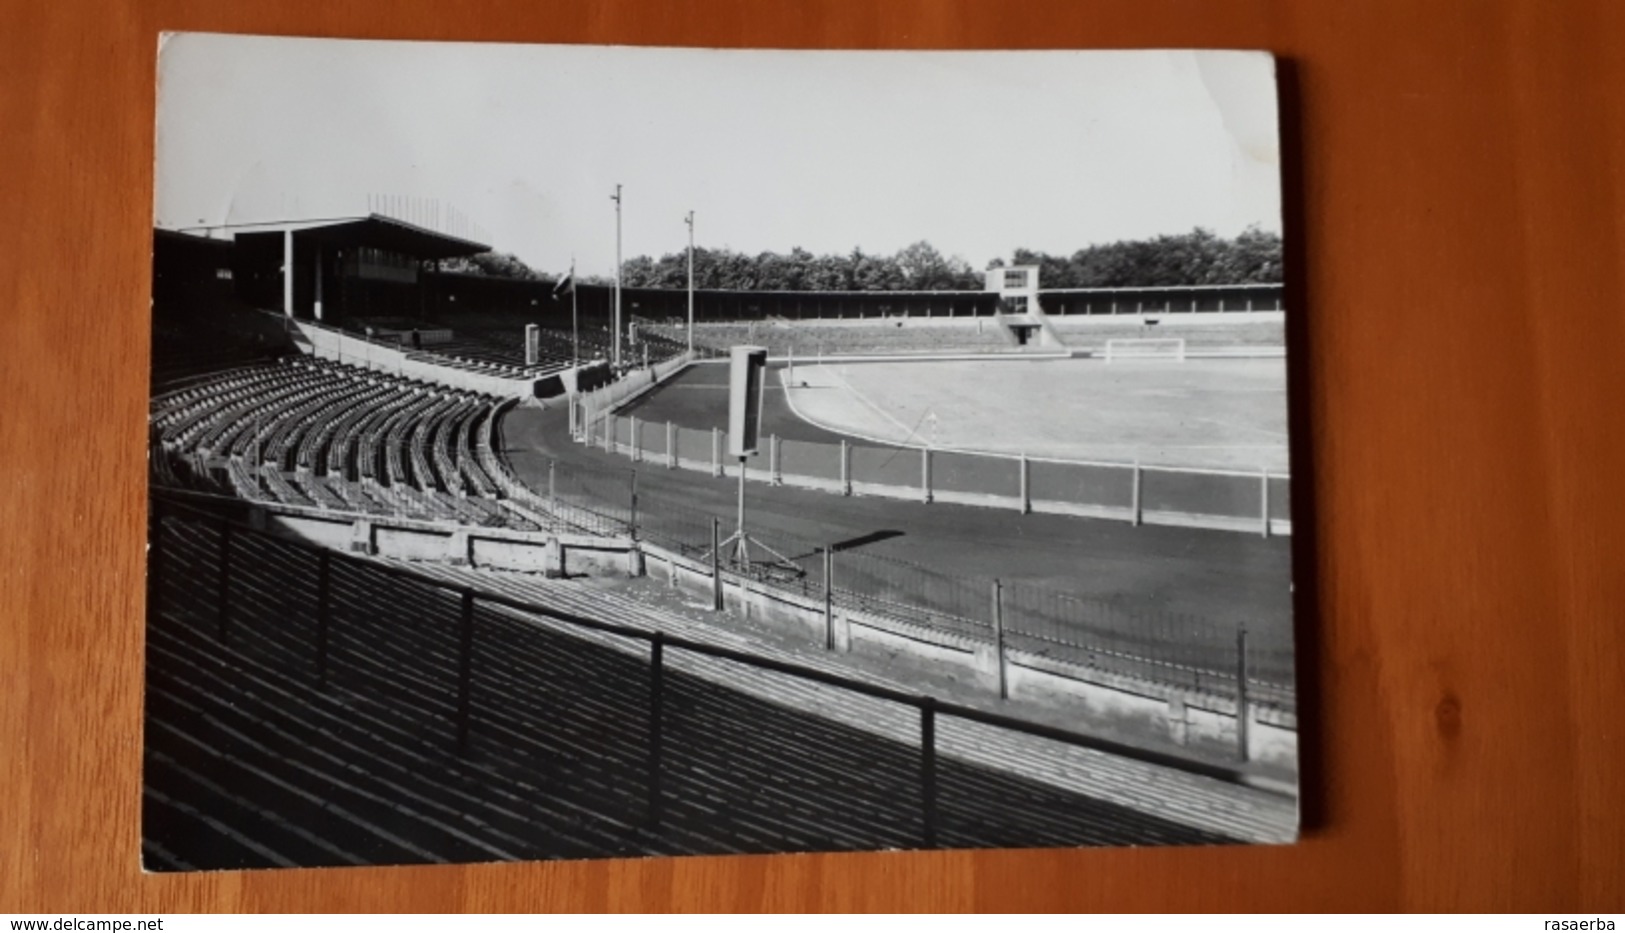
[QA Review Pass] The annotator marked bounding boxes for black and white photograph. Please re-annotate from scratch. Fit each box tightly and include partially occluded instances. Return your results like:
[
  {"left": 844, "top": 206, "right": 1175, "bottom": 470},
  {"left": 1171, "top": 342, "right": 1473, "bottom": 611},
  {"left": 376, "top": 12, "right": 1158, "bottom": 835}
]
[{"left": 145, "top": 34, "right": 1299, "bottom": 871}]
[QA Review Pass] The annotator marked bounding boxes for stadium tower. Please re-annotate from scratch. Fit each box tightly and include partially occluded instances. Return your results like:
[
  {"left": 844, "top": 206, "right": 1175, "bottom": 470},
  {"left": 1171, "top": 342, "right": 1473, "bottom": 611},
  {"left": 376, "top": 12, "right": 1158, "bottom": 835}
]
[{"left": 985, "top": 265, "right": 1065, "bottom": 348}]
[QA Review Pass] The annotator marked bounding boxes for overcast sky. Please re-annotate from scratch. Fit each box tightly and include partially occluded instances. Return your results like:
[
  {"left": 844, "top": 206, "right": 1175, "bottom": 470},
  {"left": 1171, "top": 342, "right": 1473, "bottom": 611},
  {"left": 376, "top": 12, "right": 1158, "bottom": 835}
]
[{"left": 156, "top": 35, "right": 1281, "bottom": 278}]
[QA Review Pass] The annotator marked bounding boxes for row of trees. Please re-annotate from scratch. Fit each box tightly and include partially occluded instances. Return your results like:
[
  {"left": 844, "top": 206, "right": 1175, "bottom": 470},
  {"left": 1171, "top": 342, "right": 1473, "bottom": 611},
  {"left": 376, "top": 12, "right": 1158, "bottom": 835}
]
[
  {"left": 447, "top": 227, "right": 1283, "bottom": 291},
  {"left": 1001, "top": 227, "right": 1283, "bottom": 289},
  {"left": 607, "top": 240, "right": 987, "bottom": 292},
  {"left": 439, "top": 251, "right": 543, "bottom": 280}
]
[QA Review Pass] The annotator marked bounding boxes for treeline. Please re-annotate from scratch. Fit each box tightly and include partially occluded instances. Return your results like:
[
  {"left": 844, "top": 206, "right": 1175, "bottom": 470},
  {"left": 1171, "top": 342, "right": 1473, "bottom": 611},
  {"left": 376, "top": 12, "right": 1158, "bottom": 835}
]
[
  {"left": 1003, "top": 227, "right": 1282, "bottom": 289},
  {"left": 450, "top": 227, "right": 1283, "bottom": 291},
  {"left": 439, "top": 251, "right": 543, "bottom": 280},
  {"left": 609, "top": 240, "right": 984, "bottom": 292}
]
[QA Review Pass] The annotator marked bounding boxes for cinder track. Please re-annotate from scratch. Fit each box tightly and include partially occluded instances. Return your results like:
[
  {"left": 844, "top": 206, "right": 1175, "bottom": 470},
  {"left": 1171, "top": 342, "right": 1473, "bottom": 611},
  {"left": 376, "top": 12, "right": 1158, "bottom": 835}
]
[{"left": 500, "top": 384, "right": 1294, "bottom": 641}]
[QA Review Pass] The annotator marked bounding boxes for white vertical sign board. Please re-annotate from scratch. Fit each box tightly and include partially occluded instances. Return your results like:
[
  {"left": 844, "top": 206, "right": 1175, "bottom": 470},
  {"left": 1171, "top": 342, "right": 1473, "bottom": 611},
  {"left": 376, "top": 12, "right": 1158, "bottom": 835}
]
[{"left": 727, "top": 345, "right": 767, "bottom": 458}]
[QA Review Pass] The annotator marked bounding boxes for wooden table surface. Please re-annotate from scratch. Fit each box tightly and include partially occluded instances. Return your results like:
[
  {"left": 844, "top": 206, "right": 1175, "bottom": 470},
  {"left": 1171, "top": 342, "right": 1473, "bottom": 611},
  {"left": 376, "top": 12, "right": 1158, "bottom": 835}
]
[{"left": 3, "top": 0, "right": 1622, "bottom": 913}]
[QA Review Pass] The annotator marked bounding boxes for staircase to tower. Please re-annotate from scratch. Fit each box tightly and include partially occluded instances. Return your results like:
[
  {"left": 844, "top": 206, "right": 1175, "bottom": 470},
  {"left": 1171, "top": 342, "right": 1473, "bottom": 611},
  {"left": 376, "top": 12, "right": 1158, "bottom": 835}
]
[{"left": 988, "top": 265, "right": 1069, "bottom": 351}]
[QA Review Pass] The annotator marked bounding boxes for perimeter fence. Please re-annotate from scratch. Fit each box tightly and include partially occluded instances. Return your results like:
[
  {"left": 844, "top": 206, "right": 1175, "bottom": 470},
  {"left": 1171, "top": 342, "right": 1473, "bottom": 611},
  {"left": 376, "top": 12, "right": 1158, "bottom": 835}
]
[
  {"left": 576, "top": 409, "right": 1291, "bottom": 538},
  {"left": 528, "top": 452, "right": 1295, "bottom": 712}
]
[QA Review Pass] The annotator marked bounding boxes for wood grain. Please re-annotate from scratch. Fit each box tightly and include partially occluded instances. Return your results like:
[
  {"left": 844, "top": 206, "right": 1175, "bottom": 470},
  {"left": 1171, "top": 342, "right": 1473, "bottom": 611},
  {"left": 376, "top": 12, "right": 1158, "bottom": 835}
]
[{"left": 2, "top": 0, "right": 1622, "bottom": 912}]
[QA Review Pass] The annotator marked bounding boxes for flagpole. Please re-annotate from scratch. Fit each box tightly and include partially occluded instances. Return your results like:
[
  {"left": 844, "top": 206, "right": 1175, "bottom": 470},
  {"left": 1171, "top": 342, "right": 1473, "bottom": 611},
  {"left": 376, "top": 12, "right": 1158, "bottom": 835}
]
[
  {"left": 685, "top": 210, "right": 695, "bottom": 354},
  {"left": 611, "top": 184, "right": 623, "bottom": 370},
  {"left": 570, "top": 258, "right": 579, "bottom": 368}
]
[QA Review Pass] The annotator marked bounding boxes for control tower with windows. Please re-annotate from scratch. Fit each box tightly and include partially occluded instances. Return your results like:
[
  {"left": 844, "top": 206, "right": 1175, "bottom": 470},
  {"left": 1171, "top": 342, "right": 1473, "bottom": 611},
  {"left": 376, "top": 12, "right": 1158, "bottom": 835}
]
[{"left": 985, "top": 265, "right": 1066, "bottom": 348}]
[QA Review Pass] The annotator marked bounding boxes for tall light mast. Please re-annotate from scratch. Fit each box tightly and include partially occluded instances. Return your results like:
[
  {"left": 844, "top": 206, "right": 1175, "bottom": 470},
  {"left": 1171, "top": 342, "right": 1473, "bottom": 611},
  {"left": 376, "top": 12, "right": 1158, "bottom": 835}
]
[
  {"left": 611, "top": 184, "right": 623, "bottom": 369},
  {"left": 685, "top": 210, "right": 695, "bottom": 353}
]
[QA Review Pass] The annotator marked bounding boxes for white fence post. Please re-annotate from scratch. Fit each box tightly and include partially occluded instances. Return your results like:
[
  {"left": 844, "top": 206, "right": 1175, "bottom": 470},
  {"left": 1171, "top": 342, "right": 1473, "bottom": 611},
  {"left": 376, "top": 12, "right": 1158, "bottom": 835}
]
[
  {"left": 823, "top": 546, "right": 834, "bottom": 651},
  {"left": 1018, "top": 454, "right": 1030, "bottom": 514},
  {"left": 1236, "top": 626, "right": 1250, "bottom": 762},
  {"left": 991, "top": 579, "right": 1007, "bottom": 699},
  {"left": 1261, "top": 467, "right": 1271, "bottom": 537},
  {"left": 1131, "top": 461, "right": 1143, "bottom": 526},
  {"left": 711, "top": 518, "right": 723, "bottom": 611},
  {"left": 771, "top": 435, "right": 782, "bottom": 485},
  {"left": 921, "top": 447, "right": 932, "bottom": 504},
  {"left": 840, "top": 440, "right": 851, "bottom": 496}
]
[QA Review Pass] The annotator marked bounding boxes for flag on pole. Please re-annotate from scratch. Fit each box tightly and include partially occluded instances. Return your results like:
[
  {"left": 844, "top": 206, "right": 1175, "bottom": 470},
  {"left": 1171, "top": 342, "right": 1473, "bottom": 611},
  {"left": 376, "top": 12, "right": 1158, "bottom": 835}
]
[{"left": 551, "top": 264, "right": 575, "bottom": 300}]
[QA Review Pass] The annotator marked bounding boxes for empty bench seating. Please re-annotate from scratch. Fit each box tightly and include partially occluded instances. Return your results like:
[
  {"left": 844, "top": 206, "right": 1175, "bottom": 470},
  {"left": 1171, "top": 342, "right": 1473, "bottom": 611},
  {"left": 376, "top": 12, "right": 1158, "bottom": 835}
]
[{"left": 149, "top": 357, "right": 542, "bottom": 532}]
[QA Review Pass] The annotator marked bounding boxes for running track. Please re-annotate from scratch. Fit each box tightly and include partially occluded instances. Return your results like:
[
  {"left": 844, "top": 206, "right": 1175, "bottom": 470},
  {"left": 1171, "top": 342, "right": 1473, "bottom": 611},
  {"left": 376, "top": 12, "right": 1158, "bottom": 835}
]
[{"left": 498, "top": 368, "right": 1294, "bottom": 641}]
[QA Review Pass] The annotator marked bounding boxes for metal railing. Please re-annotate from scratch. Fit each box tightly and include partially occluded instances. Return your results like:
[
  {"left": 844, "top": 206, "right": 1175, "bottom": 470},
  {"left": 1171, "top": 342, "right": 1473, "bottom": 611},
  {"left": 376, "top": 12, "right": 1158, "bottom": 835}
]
[
  {"left": 148, "top": 494, "right": 1290, "bottom": 850},
  {"left": 589, "top": 412, "right": 1291, "bottom": 537},
  {"left": 572, "top": 352, "right": 694, "bottom": 438},
  {"left": 524, "top": 453, "right": 1294, "bottom": 709}
]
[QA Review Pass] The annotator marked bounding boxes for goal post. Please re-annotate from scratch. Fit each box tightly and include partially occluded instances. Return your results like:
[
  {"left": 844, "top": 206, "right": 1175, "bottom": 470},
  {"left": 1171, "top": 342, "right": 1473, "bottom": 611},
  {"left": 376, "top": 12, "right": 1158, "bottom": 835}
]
[{"left": 1103, "top": 337, "right": 1186, "bottom": 362}]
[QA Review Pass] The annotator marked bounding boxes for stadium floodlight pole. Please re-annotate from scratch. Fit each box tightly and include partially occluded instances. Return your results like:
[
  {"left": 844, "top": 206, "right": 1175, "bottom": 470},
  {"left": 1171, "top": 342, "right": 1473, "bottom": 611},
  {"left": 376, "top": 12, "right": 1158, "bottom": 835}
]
[
  {"left": 611, "top": 184, "right": 623, "bottom": 370},
  {"left": 684, "top": 210, "right": 695, "bottom": 354},
  {"left": 570, "top": 255, "right": 579, "bottom": 369}
]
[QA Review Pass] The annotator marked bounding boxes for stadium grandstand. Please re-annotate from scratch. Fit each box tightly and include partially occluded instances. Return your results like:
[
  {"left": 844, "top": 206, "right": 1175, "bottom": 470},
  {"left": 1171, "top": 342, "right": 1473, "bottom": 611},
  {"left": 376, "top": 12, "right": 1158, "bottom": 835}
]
[
  {"left": 150, "top": 356, "right": 548, "bottom": 529},
  {"left": 155, "top": 221, "right": 1283, "bottom": 370},
  {"left": 146, "top": 498, "right": 1306, "bottom": 869},
  {"left": 147, "top": 218, "right": 1295, "bottom": 868}
]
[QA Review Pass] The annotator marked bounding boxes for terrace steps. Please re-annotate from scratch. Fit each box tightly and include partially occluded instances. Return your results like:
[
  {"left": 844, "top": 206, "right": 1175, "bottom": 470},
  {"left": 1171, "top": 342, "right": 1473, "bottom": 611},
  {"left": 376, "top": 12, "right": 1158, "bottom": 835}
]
[{"left": 145, "top": 514, "right": 1264, "bottom": 869}]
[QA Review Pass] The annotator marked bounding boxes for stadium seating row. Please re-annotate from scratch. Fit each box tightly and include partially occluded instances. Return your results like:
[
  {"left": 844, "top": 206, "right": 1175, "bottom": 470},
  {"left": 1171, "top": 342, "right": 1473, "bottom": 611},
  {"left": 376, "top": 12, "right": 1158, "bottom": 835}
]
[
  {"left": 403, "top": 331, "right": 574, "bottom": 377},
  {"left": 335, "top": 323, "right": 656, "bottom": 379},
  {"left": 427, "top": 323, "right": 690, "bottom": 372},
  {"left": 1045, "top": 319, "right": 1285, "bottom": 348},
  {"left": 149, "top": 357, "right": 543, "bottom": 532},
  {"left": 655, "top": 320, "right": 1015, "bottom": 357},
  {"left": 149, "top": 324, "right": 280, "bottom": 388}
]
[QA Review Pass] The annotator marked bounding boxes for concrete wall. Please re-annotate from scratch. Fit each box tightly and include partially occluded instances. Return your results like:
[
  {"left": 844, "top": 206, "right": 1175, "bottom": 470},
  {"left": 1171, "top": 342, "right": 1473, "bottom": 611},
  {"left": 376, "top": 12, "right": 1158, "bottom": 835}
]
[
  {"left": 266, "top": 513, "right": 353, "bottom": 551},
  {"left": 270, "top": 311, "right": 602, "bottom": 400},
  {"left": 636, "top": 541, "right": 1298, "bottom": 772},
  {"left": 286, "top": 317, "right": 543, "bottom": 397},
  {"left": 611, "top": 415, "right": 1293, "bottom": 538},
  {"left": 261, "top": 506, "right": 626, "bottom": 576},
  {"left": 1006, "top": 653, "right": 1297, "bottom": 767}
]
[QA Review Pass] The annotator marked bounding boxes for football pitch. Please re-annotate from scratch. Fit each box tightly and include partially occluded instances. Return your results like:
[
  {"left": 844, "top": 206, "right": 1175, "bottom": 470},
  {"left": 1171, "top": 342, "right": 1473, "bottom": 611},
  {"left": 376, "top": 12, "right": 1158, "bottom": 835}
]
[{"left": 783, "top": 357, "right": 1288, "bottom": 471}]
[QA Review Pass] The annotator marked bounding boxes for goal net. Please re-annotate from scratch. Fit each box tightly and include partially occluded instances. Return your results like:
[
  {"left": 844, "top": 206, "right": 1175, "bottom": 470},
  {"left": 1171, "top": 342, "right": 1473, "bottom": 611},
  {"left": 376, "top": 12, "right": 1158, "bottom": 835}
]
[{"left": 1103, "top": 337, "right": 1187, "bottom": 362}]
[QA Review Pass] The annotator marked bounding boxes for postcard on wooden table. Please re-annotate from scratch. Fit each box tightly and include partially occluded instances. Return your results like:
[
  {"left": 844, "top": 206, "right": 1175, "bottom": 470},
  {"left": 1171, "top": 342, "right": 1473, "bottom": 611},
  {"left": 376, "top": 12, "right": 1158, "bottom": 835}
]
[{"left": 146, "top": 33, "right": 1298, "bottom": 870}]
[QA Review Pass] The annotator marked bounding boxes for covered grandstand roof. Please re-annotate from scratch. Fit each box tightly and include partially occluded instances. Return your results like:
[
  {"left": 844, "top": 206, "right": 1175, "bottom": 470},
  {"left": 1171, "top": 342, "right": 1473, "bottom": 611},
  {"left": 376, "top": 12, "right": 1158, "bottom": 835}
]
[
  {"left": 1039, "top": 282, "right": 1282, "bottom": 294},
  {"left": 153, "top": 227, "right": 234, "bottom": 250},
  {"left": 293, "top": 214, "right": 491, "bottom": 260},
  {"left": 172, "top": 213, "right": 491, "bottom": 260}
]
